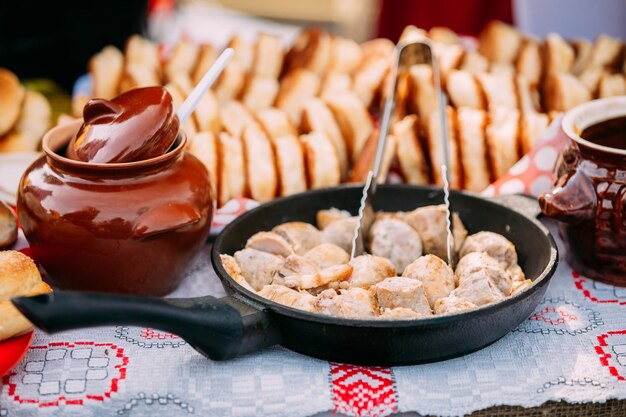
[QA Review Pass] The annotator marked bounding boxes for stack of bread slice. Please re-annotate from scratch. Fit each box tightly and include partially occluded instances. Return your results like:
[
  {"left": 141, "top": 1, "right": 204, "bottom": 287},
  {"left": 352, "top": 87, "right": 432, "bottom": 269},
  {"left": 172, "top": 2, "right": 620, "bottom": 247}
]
[
  {"left": 73, "top": 22, "right": 625, "bottom": 204},
  {"left": 0, "top": 68, "right": 51, "bottom": 153}
]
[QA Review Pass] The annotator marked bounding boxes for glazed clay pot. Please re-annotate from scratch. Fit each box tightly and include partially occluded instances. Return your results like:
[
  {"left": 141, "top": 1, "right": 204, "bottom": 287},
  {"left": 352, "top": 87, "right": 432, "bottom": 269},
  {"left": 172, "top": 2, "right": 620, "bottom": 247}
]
[
  {"left": 539, "top": 96, "right": 626, "bottom": 285},
  {"left": 17, "top": 120, "right": 214, "bottom": 295}
]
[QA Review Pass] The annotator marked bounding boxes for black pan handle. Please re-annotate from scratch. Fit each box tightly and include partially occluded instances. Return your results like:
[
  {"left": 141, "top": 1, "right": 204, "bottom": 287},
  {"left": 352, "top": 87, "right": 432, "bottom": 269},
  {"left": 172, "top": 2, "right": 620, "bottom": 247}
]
[
  {"left": 12, "top": 291, "right": 282, "bottom": 361},
  {"left": 490, "top": 194, "right": 542, "bottom": 219}
]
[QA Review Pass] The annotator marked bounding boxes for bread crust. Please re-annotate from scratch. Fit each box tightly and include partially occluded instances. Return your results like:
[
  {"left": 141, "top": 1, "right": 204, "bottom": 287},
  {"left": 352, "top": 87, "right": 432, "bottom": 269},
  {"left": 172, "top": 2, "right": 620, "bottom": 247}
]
[
  {"left": 89, "top": 46, "right": 124, "bottom": 99},
  {"left": 457, "top": 107, "right": 490, "bottom": 192},
  {"left": 324, "top": 91, "right": 374, "bottom": 162},
  {"left": 394, "top": 115, "right": 429, "bottom": 185},
  {"left": 352, "top": 56, "right": 390, "bottom": 108},
  {"left": 275, "top": 68, "right": 320, "bottom": 124},
  {"left": 255, "top": 107, "right": 297, "bottom": 141},
  {"left": 301, "top": 131, "right": 340, "bottom": 189},
  {"left": 0, "top": 69, "right": 25, "bottom": 137},
  {"left": 446, "top": 70, "right": 485, "bottom": 109},
  {"left": 219, "top": 100, "right": 258, "bottom": 138},
  {"left": 426, "top": 107, "right": 461, "bottom": 188},
  {"left": 217, "top": 132, "right": 246, "bottom": 207},
  {"left": 300, "top": 98, "right": 348, "bottom": 179},
  {"left": 486, "top": 105, "right": 521, "bottom": 178},
  {"left": 0, "top": 251, "right": 53, "bottom": 341},
  {"left": 328, "top": 36, "right": 362, "bottom": 74},
  {"left": 284, "top": 28, "right": 331, "bottom": 76},
  {"left": 545, "top": 33, "right": 575, "bottom": 75},
  {"left": 478, "top": 21, "right": 522, "bottom": 64},
  {"left": 0, "top": 202, "right": 17, "bottom": 249},
  {"left": 252, "top": 33, "right": 284, "bottom": 78},
  {"left": 0, "top": 90, "right": 51, "bottom": 153},
  {"left": 242, "top": 125, "right": 277, "bottom": 203},
  {"left": 164, "top": 41, "right": 200, "bottom": 82},
  {"left": 192, "top": 45, "right": 218, "bottom": 85},
  {"left": 241, "top": 75, "right": 279, "bottom": 113},
  {"left": 187, "top": 131, "right": 219, "bottom": 198},
  {"left": 273, "top": 134, "right": 307, "bottom": 196}
]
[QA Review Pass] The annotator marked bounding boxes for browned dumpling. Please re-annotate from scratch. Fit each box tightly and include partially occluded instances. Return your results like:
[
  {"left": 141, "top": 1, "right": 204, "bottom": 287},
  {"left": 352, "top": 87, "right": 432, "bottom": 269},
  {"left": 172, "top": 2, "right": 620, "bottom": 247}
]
[
  {"left": 284, "top": 264, "right": 353, "bottom": 290},
  {"left": 371, "top": 277, "right": 432, "bottom": 316},
  {"left": 314, "top": 288, "right": 377, "bottom": 319},
  {"left": 460, "top": 231, "right": 517, "bottom": 269},
  {"left": 316, "top": 208, "right": 351, "bottom": 230},
  {"left": 272, "top": 254, "right": 320, "bottom": 286},
  {"left": 368, "top": 218, "right": 423, "bottom": 273},
  {"left": 321, "top": 217, "right": 357, "bottom": 253},
  {"left": 450, "top": 270, "right": 505, "bottom": 306},
  {"left": 304, "top": 243, "right": 350, "bottom": 268},
  {"left": 220, "top": 254, "right": 255, "bottom": 292},
  {"left": 508, "top": 264, "right": 526, "bottom": 282},
  {"left": 272, "top": 222, "right": 323, "bottom": 255},
  {"left": 345, "top": 255, "right": 397, "bottom": 289},
  {"left": 511, "top": 279, "right": 533, "bottom": 295},
  {"left": 245, "top": 231, "right": 294, "bottom": 257},
  {"left": 402, "top": 255, "right": 455, "bottom": 308},
  {"left": 434, "top": 295, "right": 477, "bottom": 315},
  {"left": 455, "top": 252, "right": 512, "bottom": 296},
  {"left": 234, "top": 248, "right": 284, "bottom": 291},
  {"left": 258, "top": 285, "right": 316, "bottom": 312},
  {"left": 378, "top": 307, "right": 423, "bottom": 320},
  {"left": 404, "top": 205, "right": 467, "bottom": 263}
]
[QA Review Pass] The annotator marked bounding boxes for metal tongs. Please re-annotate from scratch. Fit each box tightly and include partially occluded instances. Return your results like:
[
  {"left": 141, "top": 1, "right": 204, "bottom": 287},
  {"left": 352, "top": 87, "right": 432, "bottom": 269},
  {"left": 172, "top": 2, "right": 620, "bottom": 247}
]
[{"left": 351, "top": 39, "right": 455, "bottom": 266}]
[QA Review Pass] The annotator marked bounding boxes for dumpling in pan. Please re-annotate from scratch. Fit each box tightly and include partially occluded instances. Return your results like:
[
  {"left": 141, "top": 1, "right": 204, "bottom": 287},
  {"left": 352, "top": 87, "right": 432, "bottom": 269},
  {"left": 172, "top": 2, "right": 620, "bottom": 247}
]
[
  {"left": 456, "top": 252, "right": 513, "bottom": 296},
  {"left": 368, "top": 218, "right": 423, "bottom": 273},
  {"left": 371, "top": 277, "right": 432, "bottom": 316},
  {"left": 434, "top": 295, "right": 477, "bottom": 315},
  {"left": 404, "top": 205, "right": 467, "bottom": 263},
  {"left": 314, "top": 288, "right": 378, "bottom": 319},
  {"left": 451, "top": 270, "right": 505, "bottom": 306},
  {"left": 460, "top": 231, "right": 517, "bottom": 269},
  {"left": 403, "top": 255, "right": 455, "bottom": 308},
  {"left": 272, "top": 222, "right": 323, "bottom": 255},
  {"left": 322, "top": 217, "right": 358, "bottom": 253},
  {"left": 345, "top": 254, "right": 397, "bottom": 289},
  {"left": 234, "top": 248, "right": 284, "bottom": 291},
  {"left": 259, "top": 285, "right": 316, "bottom": 312},
  {"left": 304, "top": 243, "right": 350, "bottom": 269}
]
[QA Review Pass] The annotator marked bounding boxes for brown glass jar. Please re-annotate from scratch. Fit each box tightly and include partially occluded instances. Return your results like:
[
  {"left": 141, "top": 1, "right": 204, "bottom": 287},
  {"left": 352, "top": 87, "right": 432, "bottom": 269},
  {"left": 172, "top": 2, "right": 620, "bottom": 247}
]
[
  {"left": 17, "top": 120, "right": 214, "bottom": 295},
  {"left": 539, "top": 96, "right": 626, "bottom": 285}
]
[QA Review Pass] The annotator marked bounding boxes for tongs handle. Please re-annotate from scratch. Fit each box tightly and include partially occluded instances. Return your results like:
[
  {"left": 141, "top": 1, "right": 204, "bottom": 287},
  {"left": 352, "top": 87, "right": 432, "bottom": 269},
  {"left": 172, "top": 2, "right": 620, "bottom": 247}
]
[
  {"left": 371, "top": 50, "right": 401, "bottom": 192},
  {"left": 438, "top": 92, "right": 455, "bottom": 266}
]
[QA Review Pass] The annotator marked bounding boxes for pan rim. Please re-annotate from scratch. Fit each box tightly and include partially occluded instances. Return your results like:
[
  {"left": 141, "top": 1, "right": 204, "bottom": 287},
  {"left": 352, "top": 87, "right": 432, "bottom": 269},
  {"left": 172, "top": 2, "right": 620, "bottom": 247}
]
[{"left": 211, "top": 184, "right": 558, "bottom": 328}]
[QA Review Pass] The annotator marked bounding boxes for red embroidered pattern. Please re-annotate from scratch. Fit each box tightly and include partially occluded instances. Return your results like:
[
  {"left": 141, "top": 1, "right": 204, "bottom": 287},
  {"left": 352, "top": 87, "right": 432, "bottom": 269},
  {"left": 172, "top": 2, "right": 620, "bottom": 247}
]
[
  {"left": 139, "top": 328, "right": 180, "bottom": 340},
  {"left": 2, "top": 341, "right": 128, "bottom": 407},
  {"left": 529, "top": 306, "right": 578, "bottom": 325},
  {"left": 330, "top": 363, "right": 397, "bottom": 417},
  {"left": 572, "top": 271, "right": 626, "bottom": 306},
  {"left": 595, "top": 330, "right": 626, "bottom": 382}
]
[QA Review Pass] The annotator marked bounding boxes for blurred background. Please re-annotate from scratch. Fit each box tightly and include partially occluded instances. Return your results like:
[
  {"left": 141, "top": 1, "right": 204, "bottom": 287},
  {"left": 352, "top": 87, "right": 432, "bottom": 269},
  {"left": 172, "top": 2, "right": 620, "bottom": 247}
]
[{"left": 1, "top": 0, "right": 625, "bottom": 91}]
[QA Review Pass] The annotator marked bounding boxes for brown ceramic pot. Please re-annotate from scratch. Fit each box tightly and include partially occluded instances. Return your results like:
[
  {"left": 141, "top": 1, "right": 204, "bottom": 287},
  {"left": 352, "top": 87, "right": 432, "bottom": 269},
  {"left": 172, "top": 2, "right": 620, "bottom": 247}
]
[
  {"left": 539, "top": 96, "right": 626, "bottom": 285},
  {"left": 17, "top": 120, "right": 214, "bottom": 295}
]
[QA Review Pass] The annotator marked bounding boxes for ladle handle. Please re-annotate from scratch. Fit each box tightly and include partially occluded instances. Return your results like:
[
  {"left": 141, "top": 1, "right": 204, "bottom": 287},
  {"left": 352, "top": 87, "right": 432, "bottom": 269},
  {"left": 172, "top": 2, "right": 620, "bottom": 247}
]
[
  {"left": 177, "top": 48, "right": 234, "bottom": 124},
  {"left": 12, "top": 291, "right": 273, "bottom": 361}
]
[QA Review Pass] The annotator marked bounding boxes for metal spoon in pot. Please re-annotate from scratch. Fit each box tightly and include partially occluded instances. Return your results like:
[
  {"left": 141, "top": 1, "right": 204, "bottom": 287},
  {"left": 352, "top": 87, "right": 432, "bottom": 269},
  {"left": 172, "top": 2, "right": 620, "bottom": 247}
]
[{"left": 176, "top": 48, "right": 234, "bottom": 124}]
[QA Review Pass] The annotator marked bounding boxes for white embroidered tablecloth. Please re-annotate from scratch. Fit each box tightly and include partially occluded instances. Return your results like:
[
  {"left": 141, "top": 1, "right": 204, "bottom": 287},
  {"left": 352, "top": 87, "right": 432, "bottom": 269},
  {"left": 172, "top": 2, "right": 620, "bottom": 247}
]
[{"left": 4, "top": 120, "right": 626, "bottom": 417}]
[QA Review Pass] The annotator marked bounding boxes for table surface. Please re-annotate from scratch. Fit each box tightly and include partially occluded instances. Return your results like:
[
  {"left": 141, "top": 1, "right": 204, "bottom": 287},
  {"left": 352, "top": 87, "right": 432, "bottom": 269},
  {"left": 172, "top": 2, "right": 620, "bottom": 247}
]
[
  {"left": 3, "top": 11, "right": 626, "bottom": 415},
  {"left": 3, "top": 217, "right": 626, "bottom": 417}
]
